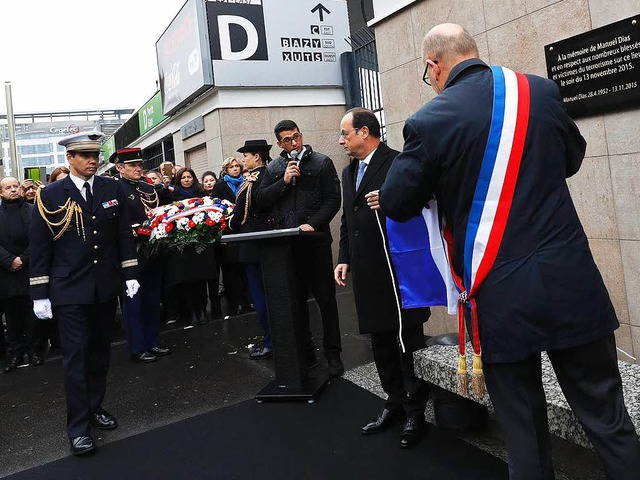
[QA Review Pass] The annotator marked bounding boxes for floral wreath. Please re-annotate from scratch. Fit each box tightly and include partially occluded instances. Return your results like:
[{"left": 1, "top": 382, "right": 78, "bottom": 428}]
[{"left": 137, "top": 196, "right": 234, "bottom": 255}]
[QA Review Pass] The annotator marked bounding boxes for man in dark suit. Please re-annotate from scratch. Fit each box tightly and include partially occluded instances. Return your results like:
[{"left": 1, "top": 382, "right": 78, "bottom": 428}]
[
  {"left": 112, "top": 148, "right": 171, "bottom": 363},
  {"left": 30, "top": 131, "right": 140, "bottom": 456},
  {"left": 0, "top": 176, "right": 40, "bottom": 372},
  {"left": 335, "top": 108, "right": 430, "bottom": 448},
  {"left": 368, "top": 23, "right": 640, "bottom": 479}
]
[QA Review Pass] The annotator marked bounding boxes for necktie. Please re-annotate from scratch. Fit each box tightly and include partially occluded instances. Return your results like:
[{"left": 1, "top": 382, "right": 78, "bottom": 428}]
[
  {"left": 83, "top": 182, "right": 93, "bottom": 209},
  {"left": 355, "top": 161, "right": 367, "bottom": 190}
]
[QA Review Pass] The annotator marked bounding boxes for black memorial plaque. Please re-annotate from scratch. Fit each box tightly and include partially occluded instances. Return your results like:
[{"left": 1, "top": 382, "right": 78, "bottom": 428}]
[{"left": 545, "top": 15, "right": 640, "bottom": 118}]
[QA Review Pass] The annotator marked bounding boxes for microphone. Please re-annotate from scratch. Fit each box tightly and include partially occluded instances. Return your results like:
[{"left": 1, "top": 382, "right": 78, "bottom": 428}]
[{"left": 290, "top": 150, "right": 300, "bottom": 186}]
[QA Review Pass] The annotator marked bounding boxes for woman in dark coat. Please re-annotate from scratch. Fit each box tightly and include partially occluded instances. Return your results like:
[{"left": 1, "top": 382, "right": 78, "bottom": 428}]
[
  {"left": 229, "top": 141, "right": 273, "bottom": 359},
  {"left": 213, "top": 157, "right": 250, "bottom": 317},
  {"left": 164, "top": 168, "right": 217, "bottom": 325},
  {"left": 201, "top": 171, "right": 223, "bottom": 320}
]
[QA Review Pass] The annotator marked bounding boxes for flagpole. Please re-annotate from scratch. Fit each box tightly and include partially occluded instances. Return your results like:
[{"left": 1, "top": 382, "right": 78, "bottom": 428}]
[{"left": 4, "top": 81, "right": 21, "bottom": 181}]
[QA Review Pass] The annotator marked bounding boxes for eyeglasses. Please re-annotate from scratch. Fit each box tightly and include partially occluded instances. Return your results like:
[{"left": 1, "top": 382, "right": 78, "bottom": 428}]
[
  {"left": 339, "top": 128, "right": 361, "bottom": 138},
  {"left": 422, "top": 59, "right": 438, "bottom": 86},
  {"left": 279, "top": 132, "right": 302, "bottom": 144}
]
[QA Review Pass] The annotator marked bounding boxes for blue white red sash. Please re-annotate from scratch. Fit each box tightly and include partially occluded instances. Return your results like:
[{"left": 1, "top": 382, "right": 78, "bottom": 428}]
[{"left": 447, "top": 65, "right": 530, "bottom": 392}]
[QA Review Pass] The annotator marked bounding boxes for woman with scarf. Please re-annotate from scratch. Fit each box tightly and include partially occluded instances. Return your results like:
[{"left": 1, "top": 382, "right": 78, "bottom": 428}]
[
  {"left": 229, "top": 141, "right": 273, "bottom": 359},
  {"left": 163, "top": 168, "right": 216, "bottom": 326},
  {"left": 213, "top": 158, "right": 251, "bottom": 318}
]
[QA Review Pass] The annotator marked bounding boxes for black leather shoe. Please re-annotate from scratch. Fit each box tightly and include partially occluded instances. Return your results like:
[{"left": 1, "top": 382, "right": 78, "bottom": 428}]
[
  {"left": 306, "top": 352, "right": 318, "bottom": 369},
  {"left": 3, "top": 357, "right": 20, "bottom": 373},
  {"left": 400, "top": 415, "right": 426, "bottom": 449},
  {"left": 148, "top": 346, "right": 171, "bottom": 356},
  {"left": 131, "top": 352, "right": 157, "bottom": 363},
  {"left": 30, "top": 355, "right": 44, "bottom": 367},
  {"left": 362, "top": 408, "right": 404, "bottom": 435},
  {"left": 327, "top": 355, "right": 345, "bottom": 377},
  {"left": 249, "top": 346, "right": 273, "bottom": 360},
  {"left": 90, "top": 410, "right": 118, "bottom": 430},
  {"left": 69, "top": 435, "right": 96, "bottom": 455}
]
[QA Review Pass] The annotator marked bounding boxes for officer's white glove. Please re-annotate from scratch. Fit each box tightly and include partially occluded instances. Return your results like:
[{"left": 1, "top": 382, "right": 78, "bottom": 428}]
[
  {"left": 33, "top": 299, "right": 53, "bottom": 320},
  {"left": 125, "top": 279, "right": 140, "bottom": 298}
]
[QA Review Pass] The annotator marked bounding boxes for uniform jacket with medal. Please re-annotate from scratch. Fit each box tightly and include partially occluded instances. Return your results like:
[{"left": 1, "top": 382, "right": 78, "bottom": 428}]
[
  {"left": 379, "top": 59, "right": 618, "bottom": 363},
  {"left": 116, "top": 174, "right": 171, "bottom": 269},
  {"left": 29, "top": 175, "right": 138, "bottom": 306},
  {"left": 339, "top": 142, "right": 430, "bottom": 336}
]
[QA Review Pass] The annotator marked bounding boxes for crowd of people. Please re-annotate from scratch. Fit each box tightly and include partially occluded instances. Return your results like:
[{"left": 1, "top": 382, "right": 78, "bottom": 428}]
[{"left": 1, "top": 22, "right": 638, "bottom": 479}]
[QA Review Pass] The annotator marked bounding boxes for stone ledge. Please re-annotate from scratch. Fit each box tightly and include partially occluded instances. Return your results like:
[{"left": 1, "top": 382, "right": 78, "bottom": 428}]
[{"left": 414, "top": 344, "right": 640, "bottom": 449}]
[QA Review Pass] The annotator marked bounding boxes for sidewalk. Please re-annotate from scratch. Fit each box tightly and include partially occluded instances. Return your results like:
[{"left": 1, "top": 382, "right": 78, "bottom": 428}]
[{"left": 0, "top": 290, "right": 606, "bottom": 479}]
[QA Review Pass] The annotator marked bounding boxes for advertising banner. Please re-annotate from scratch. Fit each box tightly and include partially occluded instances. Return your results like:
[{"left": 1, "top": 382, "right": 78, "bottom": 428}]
[
  {"left": 139, "top": 92, "right": 168, "bottom": 136},
  {"left": 156, "top": 0, "right": 214, "bottom": 115}
]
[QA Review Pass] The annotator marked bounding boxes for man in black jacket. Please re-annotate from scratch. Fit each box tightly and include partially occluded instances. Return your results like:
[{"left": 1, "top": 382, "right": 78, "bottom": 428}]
[
  {"left": 335, "top": 109, "right": 430, "bottom": 448},
  {"left": 0, "top": 176, "right": 40, "bottom": 372},
  {"left": 257, "top": 120, "right": 344, "bottom": 376}
]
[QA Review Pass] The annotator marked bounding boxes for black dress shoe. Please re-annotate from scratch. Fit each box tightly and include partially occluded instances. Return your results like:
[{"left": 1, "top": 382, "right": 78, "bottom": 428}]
[
  {"left": 400, "top": 415, "right": 426, "bottom": 449},
  {"left": 69, "top": 435, "right": 96, "bottom": 455},
  {"left": 30, "top": 355, "right": 44, "bottom": 367},
  {"left": 90, "top": 410, "right": 118, "bottom": 430},
  {"left": 131, "top": 351, "right": 157, "bottom": 363},
  {"left": 326, "top": 354, "right": 345, "bottom": 377},
  {"left": 362, "top": 408, "right": 404, "bottom": 435},
  {"left": 148, "top": 346, "right": 171, "bottom": 356},
  {"left": 3, "top": 357, "right": 20, "bottom": 373},
  {"left": 249, "top": 346, "right": 273, "bottom": 360}
]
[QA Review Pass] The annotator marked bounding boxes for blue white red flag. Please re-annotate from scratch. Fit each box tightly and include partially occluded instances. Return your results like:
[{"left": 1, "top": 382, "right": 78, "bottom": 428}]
[{"left": 386, "top": 199, "right": 458, "bottom": 314}]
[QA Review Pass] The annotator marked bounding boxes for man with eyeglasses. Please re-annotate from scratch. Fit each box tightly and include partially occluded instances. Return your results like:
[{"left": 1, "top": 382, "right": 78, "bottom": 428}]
[
  {"left": 30, "top": 131, "right": 140, "bottom": 456},
  {"left": 257, "top": 119, "right": 344, "bottom": 377},
  {"left": 20, "top": 178, "right": 41, "bottom": 204},
  {"left": 367, "top": 23, "right": 640, "bottom": 479}
]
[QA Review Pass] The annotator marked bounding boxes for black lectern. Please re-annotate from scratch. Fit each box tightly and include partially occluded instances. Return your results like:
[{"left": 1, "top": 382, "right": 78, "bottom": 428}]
[{"left": 221, "top": 228, "right": 330, "bottom": 403}]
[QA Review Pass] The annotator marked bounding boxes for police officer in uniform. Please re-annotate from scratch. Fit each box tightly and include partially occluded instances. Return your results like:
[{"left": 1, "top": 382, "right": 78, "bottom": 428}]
[
  {"left": 30, "top": 132, "right": 140, "bottom": 456},
  {"left": 111, "top": 148, "right": 171, "bottom": 363}
]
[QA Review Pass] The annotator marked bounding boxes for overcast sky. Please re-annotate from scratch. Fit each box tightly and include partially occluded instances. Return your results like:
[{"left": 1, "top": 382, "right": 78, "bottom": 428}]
[{"left": 0, "top": 0, "right": 187, "bottom": 116}]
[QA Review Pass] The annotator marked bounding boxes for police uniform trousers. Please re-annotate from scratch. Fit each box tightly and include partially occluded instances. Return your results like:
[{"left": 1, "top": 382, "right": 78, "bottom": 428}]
[
  {"left": 483, "top": 334, "right": 640, "bottom": 480},
  {"left": 291, "top": 236, "right": 341, "bottom": 357},
  {"left": 372, "top": 325, "right": 428, "bottom": 418},
  {"left": 122, "top": 262, "right": 162, "bottom": 355},
  {"left": 55, "top": 298, "right": 117, "bottom": 438}
]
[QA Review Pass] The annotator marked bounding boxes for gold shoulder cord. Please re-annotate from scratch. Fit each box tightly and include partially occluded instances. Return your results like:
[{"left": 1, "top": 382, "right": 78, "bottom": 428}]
[
  {"left": 137, "top": 185, "right": 159, "bottom": 213},
  {"left": 35, "top": 187, "right": 86, "bottom": 241}
]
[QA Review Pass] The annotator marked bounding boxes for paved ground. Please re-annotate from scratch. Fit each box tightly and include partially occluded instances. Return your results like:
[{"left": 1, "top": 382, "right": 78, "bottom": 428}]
[{"left": 0, "top": 290, "right": 607, "bottom": 479}]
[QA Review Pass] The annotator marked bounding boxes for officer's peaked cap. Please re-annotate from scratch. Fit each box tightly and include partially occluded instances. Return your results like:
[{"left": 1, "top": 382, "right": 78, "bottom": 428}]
[
  {"left": 58, "top": 131, "right": 105, "bottom": 152},
  {"left": 110, "top": 148, "right": 143, "bottom": 164}
]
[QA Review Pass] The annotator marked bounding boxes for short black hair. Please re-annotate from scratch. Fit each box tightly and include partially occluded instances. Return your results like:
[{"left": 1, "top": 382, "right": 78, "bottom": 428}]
[
  {"left": 274, "top": 120, "right": 300, "bottom": 140},
  {"left": 347, "top": 108, "right": 381, "bottom": 138},
  {"left": 201, "top": 170, "right": 217, "bottom": 182}
]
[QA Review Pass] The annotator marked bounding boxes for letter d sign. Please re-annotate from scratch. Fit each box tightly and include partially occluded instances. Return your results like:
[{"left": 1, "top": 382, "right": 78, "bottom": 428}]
[{"left": 208, "top": 2, "right": 268, "bottom": 61}]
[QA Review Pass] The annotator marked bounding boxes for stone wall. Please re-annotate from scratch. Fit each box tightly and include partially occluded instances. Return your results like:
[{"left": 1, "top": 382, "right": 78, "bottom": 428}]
[{"left": 371, "top": 0, "right": 640, "bottom": 363}]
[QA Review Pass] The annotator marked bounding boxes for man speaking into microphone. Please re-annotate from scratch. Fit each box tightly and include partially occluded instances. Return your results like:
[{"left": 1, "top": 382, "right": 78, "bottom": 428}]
[{"left": 257, "top": 119, "right": 344, "bottom": 377}]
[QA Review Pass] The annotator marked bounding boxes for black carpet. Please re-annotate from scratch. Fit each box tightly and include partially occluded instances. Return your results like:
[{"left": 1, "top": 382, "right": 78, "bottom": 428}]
[{"left": 6, "top": 379, "right": 507, "bottom": 480}]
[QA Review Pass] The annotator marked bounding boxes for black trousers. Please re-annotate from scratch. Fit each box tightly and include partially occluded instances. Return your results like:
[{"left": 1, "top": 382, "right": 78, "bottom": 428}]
[
  {"left": 4, "top": 295, "right": 37, "bottom": 360},
  {"left": 55, "top": 299, "right": 117, "bottom": 438},
  {"left": 371, "top": 326, "right": 428, "bottom": 417},
  {"left": 484, "top": 334, "right": 640, "bottom": 480},
  {"left": 292, "top": 237, "right": 341, "bottom": 357}
]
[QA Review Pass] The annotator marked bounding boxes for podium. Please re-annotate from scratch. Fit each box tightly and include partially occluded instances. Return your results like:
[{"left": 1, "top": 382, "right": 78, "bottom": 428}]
[{"left": 221, "top": 228, "right": 330, "bottom": 403}]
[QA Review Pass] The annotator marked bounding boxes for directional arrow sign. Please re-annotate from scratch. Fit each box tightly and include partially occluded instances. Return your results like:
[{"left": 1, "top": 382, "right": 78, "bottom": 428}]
[{"left": 311, "top": 3, "right": 331, "bottom": 22}]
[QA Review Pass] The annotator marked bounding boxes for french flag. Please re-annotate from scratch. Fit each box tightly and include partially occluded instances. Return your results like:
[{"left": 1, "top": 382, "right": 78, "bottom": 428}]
[{"left": 386, "top": 199, "right": 458, "bottom": 314}]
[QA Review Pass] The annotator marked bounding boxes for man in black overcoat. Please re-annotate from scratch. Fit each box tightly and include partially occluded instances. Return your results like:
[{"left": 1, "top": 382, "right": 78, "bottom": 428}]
[
  {"left": 368, "top": 23, "right": 640, "bottom": 479},
  {"left": 335, "top": 109, "right": 430, "bottom": 449},
  {"left": 30, "top": 131, "right": 140, "bottom": 456},
  {"left": 0, "top": 176, "right": 40, "bottom": 371}
]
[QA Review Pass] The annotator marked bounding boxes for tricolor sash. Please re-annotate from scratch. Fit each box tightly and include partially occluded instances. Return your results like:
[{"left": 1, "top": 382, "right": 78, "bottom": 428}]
[{"left": 447, "top": 65, "right": 531, "bottom": 398}]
